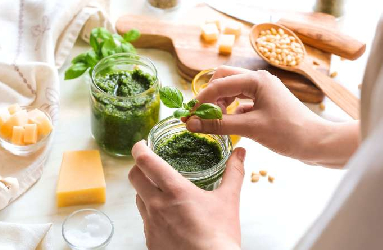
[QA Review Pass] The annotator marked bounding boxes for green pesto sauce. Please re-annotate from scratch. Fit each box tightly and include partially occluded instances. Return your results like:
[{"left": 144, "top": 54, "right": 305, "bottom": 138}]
[
  {"left": 91, "top": 69, "right": 160, "bottom": 156},
  {"left": 156, "top": 132, "right": 222, "bottom": 172}
]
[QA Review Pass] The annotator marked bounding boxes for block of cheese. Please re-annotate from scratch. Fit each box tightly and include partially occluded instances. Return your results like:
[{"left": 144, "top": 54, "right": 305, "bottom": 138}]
[
  {"left": 218, "top": 34, "right": 236, "bottom": 55},
  {"left": 0, "top": 110, "right": 28, "bottom": 139},
  {"left": 28, "top": 109, "right": 53, "bottom": 136},
  {"left": 223, "top": 21, "right": 242, "bottom": 37},
  {"left": 8, "top": 104, "right": 22, "bottom": 115},
  {"left": 205, "top": 19, "right": 221, "bottom": 31},
  {"left": 24, "top": 124, "right": 38, "bottom": 144},
  {"left": 0, "top": 109, "right": 10, "bottom": 127},
  {"left": 201, "top": 23, "right": 219, "bottom": 42},
  {"left": 11, "top": 126, "right": 25, "bottom": 145},
  {"left": 56, "top": 150, "right": 106, "bottom": 207}
]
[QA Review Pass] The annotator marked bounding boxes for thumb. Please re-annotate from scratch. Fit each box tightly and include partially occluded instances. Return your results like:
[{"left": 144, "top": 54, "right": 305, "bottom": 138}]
[
  {"left": 186, "top": 115, "right": 247, "bottom": 135},
  {"left": 217, "top": 147, "right": 246, "bottom": 197}
]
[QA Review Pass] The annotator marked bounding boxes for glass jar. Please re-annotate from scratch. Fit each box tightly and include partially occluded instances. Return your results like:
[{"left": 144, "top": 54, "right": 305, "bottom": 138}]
[
  {"left": 147, "top": 0, "right": 181, "bottom": 11},
  {"left": 148, "top": 117, "right": 232, "bottom": 191},
  {"left": 314, "top": 0, "right": 344, "bottom": 17},
  {"left": 192, "top": 68, "right": 241, "bottom": 146},
  {"left": 90, "top": 53, "right": 160, "bottom": 156}
]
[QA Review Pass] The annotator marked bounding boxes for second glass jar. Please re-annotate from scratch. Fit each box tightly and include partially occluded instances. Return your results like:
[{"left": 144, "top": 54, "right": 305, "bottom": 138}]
[{"left": 90, "top": 53, "right": 160, "bottom": 156}]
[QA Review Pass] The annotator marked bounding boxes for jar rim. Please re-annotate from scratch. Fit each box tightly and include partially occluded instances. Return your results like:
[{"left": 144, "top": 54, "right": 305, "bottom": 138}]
[
  {"left": 148, "top": 116, "right": 233, "bottom": 179},
  {"left": 91, "top": 53, "right": 159, "bottom": 101}
]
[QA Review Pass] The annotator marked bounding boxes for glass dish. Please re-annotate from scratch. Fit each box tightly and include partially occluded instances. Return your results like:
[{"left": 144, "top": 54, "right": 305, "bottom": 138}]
[
  {"left": 90, "top": 53, "right": 160, "bottom": 157},
  {"left": 146, "top": 0, "right": 181, "bottom": 11},
  {"left": 191, "top": 68, "right": 241, "bottom": 146},
  {"left": 148, "top": 116, "right": 232, "bottom": 191},
  {"left": 0, "top": 107, "right": 52, "bottom": 156},
  {"left": 62, "top": 209, "right": 114, "bottom": 250}
]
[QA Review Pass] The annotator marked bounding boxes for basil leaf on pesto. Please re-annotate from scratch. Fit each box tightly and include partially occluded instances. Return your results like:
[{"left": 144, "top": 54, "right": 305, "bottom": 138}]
[
  {"left": 65, "top": 27, "right": 140, "bottom": 80},
  {"left": 159, "top": 86, "right": 183, "bottom": 108},
  {"left": 64, "top": 63, "right": 89, "bottom": 80},
  {"left": 123, "top": 29, "right": 140, "bottom": 42},
  {"left": 195, "top": 103, "right": 222, "bottom": 119}
]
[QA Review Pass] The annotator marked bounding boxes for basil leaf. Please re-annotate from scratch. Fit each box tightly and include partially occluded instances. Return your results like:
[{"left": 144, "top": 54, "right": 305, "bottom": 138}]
[
  {"left": 112, "top": 34, "right": 124, "bottom": 42},
  {"left": 120, "top": 42, "right": 136, "bottom": 53},
  {"left": 64, "top": 63, "right": 89, "bottom": 80},
  {"left": 71, "top": 53, "right": 88, "bottom": 64},
  {"left": 194, "top": 103, "right": 222, "bottom": 119},
  {"left": 85, "top": 50, "right": 99, "bottom": 68},
  {"left": 123, "top": 29, "right": 140, "bottom": 42},
  {"left": 173, "top": 109, "right": 191, "bottom": 119},
  {"left": 185, "top": 99, "right": 199, "bottom": 110},
  {"left": 159, "top": 86, "right": 183, "bottom": 108},
  {"left": 90, "top": 28, "right": 112, "bottom": 55},
  {"left": 101, "top": 38, "right": 117, "bottom": 57}
]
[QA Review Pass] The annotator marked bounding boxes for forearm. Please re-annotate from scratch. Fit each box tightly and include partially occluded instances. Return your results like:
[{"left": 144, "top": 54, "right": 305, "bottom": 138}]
[{"left": 299, "top": 120, "right": 360, "bottom": 168}]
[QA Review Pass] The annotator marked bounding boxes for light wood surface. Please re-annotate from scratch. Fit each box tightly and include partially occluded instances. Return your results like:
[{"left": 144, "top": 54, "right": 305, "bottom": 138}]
[
  {"left": 116, "top": 4, "right": 346, "bottom": 103},
  {"left": 250, "top": 23, "right": 359, "bottom": 119}
]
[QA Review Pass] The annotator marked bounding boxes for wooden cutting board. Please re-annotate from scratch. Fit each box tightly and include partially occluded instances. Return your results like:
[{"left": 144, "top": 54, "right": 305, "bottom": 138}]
[{"left": 116, "top": 4, "right": 339, "bottom": 103}]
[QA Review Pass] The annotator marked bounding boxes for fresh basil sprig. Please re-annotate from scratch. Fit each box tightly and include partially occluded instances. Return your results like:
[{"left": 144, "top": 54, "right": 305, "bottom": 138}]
[
  {"left": 159, "top": 86, "right": 222, "bottom": 120},
  {"left": 64, "top": 27, "right": 140, "bottom": 80}
]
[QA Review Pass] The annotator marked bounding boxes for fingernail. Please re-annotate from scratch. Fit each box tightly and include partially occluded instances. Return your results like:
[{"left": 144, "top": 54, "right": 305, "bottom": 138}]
[
  {"left": 187, "top": 118, "right": 202, "bottom": 132},
  {"left": 237, "top": 148, "right": 246, "bottom": 162}
]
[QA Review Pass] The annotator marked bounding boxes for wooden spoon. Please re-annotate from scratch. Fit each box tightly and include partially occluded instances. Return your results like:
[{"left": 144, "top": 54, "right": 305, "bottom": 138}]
[{"left": 250, "top": 23, "right": 359, "bottom": 119}]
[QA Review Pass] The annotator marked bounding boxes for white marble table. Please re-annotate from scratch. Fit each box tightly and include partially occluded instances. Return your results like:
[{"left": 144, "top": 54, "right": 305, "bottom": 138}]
[{"left": 1, "top": 0, "right": 381, "bottom": 249}]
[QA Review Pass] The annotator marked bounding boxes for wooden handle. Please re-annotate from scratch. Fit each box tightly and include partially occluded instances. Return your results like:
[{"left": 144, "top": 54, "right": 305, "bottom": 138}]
[
  {"left": 278, "top": 18, "right": 366, "bottom": 60},
  {"left": 298, "top": 62, "right": 359, "bottom": 119}
]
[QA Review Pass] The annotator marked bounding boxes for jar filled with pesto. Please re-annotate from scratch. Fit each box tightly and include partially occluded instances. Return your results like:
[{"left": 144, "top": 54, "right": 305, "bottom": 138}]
[
  {"left": 148, "top": 117, "right": 232, "bottom": 191},
  {"left": 90, "top": 53, "right": 160, "bottom": 156}
]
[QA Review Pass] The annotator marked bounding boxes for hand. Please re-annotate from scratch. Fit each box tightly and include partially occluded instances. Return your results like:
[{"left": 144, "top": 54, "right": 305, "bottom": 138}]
[
  {"left": 129, "top": 140, "right": 246, "bottom": 250},
  {"left": 186, "top": 66, "right": 359, "bottom": 167}
]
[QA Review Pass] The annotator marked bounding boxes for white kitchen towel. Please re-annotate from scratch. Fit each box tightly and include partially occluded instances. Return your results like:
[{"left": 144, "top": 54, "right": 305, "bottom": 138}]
[
  {"left": 0, "top": 0, "right": 112, "bottom": 243},
  {"left": 0, "top": 222, "right": 52, "bottom": 250}
]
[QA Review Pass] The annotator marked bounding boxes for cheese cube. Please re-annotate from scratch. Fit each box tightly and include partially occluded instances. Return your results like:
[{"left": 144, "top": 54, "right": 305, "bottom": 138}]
[
  {"left": 218, "top": 34, "right": 236, "bottom": 55},
  {"left": 0, "top": 109, "right": 10, "bottom": 127},
  {"left": 201, "top": 23, "right": 219, "bottom": 42},
  {"left": 205, "top": 19, "right": 221, "bottom": 31},
  {"left": 27, "top": 109, "right": 45, "bottom": 120},
  {"left": 8, "top": 104, "right": 22, "bottom": 115},
  {"left": 56, "top": 150, "right": 106, "bottom": 207},
  {"left": 0, "top": 110, "right": 28, "bottom": 139},
  {"left": 223, "top": 21, "right": 242, "bottom": 37},
  {"left": 28, "top": 110, "right": 52, "bottom": 137},
  {"left": 24, "top": 124, "right": 38, "bottom": 144},
  {"left": 11, "top": 126, "right": 25, "bottom": 145}
]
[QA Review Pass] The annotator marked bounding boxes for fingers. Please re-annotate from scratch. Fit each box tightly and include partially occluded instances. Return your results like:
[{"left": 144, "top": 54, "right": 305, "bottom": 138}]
[
  {"left": 186, "top": 114, "right": 253, "bottom": 135},
  {"left": 234, "top": 103, "right": 254, "bottom": 114},
  {"left": 209, "top": 66, "right": 252, "bottom": 82},
  {"left": 197, "top": 73, "right": 263, "bottom": 106},
  {"left": 136, "top": 194, "right": 148, "bottom": 220},
  {"left": 217, "top": 147, "right": 246, "bottom": 198},
  {"left": 129, "top": 165, "right": 162, "bottom": 201},
  {"left": 132, "top": 140, "right": 191, "bottom": 191}
]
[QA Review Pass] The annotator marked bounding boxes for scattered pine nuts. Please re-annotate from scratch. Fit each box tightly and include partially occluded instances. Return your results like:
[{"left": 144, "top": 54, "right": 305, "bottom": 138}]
[
  {"left": 251, "top": 174, "right": 260, "bottom": 183},
  {"left": 259, "top": 170, "right": 267, "bottom": 177},
  {"left": 319, "top": 102, "right": 325, "bottom": 111},
  {"left": 268, "top": 175, "right": 275, "bottom": 183},
  {"left": 256, "top": 27, "right": 304, "bottom": 67},
  {"left": 330, "top": 71, "right": 338, "bottom": 78},
  {"left": 313, "top": 60, "right": 320, "bottom": 66}
]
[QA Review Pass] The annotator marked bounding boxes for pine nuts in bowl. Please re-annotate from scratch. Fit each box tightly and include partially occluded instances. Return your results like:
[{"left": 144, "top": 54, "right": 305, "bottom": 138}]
[{"left": 250, "top": 23, "right": 306, "bottom": 68}]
